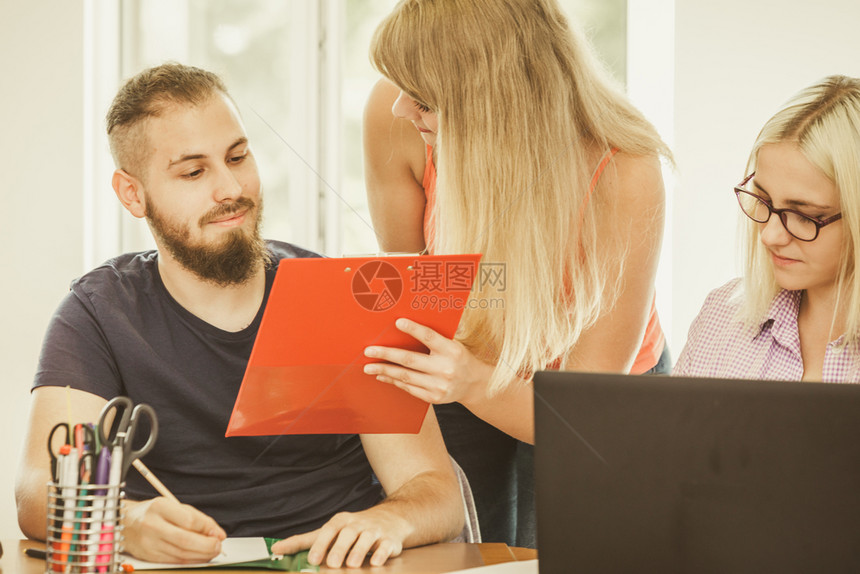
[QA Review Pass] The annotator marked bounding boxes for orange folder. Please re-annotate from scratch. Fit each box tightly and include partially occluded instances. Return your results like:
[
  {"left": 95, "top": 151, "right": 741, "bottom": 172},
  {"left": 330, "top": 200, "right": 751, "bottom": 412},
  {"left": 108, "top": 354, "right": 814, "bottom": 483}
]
[{"left": 226, "top": 254, "right": 482, "bottom": 436}]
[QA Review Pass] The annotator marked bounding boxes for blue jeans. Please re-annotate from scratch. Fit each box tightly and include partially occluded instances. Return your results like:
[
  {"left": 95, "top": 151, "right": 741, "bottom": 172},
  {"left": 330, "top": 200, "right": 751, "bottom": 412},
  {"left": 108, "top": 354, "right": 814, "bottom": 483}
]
[
  {"left": 434, "top": 403, "right": 519, "bottom": 545},
  {"left": 437, "top": 345, "right": 672, "bottom": 549},
  {"left": 515, "top": 441, "right": 536, "bottom": 548},
  {"left": 645, "top": 344, "right": 673, "bottom": 375}
]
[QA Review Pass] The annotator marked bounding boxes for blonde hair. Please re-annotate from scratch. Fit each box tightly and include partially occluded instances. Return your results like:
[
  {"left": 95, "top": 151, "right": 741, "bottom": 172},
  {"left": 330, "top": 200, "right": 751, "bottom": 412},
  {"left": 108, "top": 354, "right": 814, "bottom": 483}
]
[
  {"left": 371, "top": 0, "right": 672, "bottom": 391},
  {"left": 741, "top": 75, "right": 860, "bottom": 343}
]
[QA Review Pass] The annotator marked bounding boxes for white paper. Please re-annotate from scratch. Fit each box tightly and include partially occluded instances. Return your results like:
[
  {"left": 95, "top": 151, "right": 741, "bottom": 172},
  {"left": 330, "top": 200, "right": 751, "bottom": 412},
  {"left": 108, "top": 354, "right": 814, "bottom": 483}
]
[
  {"left": 444, "top": 558, "right": 539, "bottom": 574},
  {"left": 119, "top": 537, "right": 272, "bottom": 570}
]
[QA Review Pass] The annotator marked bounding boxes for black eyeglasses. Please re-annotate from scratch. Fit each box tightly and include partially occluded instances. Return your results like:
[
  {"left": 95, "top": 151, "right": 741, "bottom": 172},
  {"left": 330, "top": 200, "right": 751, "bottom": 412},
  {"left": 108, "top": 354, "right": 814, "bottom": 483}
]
[{"left": 734, "top": 173, "right": 842, "bottom": 242}]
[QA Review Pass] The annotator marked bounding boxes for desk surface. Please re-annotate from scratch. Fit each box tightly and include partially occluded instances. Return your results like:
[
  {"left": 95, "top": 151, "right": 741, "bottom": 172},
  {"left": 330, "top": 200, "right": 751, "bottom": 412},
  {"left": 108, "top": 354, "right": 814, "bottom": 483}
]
[{"left": 9, "top": 539, "right": 537, "bottom": 573}]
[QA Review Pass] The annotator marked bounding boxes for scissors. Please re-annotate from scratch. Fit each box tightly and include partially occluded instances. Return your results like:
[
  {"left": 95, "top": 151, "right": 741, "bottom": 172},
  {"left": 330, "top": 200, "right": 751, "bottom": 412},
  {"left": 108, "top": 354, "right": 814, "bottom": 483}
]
[
  {"left": 47, "top": 422, "right": 72, "bottom": 481},
  {"left": 96, "top": 397, "right": 159, "bottom": 481}
]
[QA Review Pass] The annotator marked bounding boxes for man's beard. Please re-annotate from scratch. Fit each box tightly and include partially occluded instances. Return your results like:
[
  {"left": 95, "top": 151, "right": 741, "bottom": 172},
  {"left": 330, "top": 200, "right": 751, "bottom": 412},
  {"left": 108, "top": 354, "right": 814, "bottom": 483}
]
[{"left": 146, "top": 196, "right": 268, "bottom": 286}]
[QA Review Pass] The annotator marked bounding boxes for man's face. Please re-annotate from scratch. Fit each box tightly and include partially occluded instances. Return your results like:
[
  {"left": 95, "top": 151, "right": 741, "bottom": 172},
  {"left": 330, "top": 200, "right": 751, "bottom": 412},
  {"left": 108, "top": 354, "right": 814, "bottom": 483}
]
[{"left": 136, "top": 93, "right": 266, "bottom": 285}]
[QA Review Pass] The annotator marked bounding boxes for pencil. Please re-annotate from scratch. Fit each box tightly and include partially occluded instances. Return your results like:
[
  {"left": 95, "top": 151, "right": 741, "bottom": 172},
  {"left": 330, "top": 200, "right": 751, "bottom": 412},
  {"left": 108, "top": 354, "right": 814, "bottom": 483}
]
[{"left": 131, "top": 459, "right": 179, "bottom": 503}]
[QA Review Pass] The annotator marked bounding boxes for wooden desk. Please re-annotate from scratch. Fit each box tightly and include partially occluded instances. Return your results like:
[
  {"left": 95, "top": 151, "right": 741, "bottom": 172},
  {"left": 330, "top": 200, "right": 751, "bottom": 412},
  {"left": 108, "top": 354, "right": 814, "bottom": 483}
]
[{"left": 10, "top": 539, "right": 537, "bottom": 573}]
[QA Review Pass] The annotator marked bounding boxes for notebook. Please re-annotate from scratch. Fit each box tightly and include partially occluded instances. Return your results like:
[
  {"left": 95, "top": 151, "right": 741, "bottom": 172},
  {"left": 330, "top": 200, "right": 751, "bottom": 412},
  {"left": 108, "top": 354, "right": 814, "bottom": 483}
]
[
  {"left": 119, "top": 538, "right": 315, "bottom": 571},
  {"left": 533, "top": 371, "right": 860, "bottom": 574}
]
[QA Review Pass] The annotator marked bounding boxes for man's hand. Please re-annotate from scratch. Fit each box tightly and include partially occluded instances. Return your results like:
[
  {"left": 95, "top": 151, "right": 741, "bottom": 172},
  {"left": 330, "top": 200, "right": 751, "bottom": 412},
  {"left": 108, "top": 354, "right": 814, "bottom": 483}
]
[
  {"left": 271, "top": 410, "right": 463, "bottom": 569},
  {"left": 271, "top": 507, "right": 413, "bottom": 568},
  {"left": 122, "top": 498, "right": 227, "bottom": 563}
]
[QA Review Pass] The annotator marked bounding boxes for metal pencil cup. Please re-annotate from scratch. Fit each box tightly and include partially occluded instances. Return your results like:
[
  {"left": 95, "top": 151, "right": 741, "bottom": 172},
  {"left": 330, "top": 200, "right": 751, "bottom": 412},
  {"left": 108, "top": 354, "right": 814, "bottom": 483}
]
[{"left": 46, "top": 481, "right": 125, "bottom": 574}]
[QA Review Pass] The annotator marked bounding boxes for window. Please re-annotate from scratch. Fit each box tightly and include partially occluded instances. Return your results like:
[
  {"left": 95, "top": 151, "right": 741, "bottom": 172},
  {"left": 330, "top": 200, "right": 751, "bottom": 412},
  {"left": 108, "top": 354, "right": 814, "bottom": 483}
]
[
  {"left": 88, "top": 0, "right": 673, "bottom": 345},
  {"left": 118, "top": 0, "right": 322, "bottom": 253},
  {"left": 96, "top": 0, "right": 635, "bottom": 257},
  {"left": 559, "top": 0, "right": 627, "bottom": 85}
]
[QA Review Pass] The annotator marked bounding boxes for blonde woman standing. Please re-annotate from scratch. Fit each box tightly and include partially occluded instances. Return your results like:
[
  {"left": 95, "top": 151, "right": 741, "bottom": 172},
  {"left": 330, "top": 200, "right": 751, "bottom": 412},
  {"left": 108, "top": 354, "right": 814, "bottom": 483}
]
[
  {"left": 676, "top": 76, "right": 860, "bottom": 382},
  {"left": 362, "top": 0, "right": 672, "bottom": 546}
]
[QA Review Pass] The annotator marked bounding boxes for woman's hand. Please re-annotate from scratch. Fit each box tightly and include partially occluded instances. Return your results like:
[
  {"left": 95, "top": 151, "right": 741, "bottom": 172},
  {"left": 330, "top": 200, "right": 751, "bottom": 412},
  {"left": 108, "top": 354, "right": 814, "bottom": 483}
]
[{"left": 363, "top": 318, "right": 494, "bottom": 406}]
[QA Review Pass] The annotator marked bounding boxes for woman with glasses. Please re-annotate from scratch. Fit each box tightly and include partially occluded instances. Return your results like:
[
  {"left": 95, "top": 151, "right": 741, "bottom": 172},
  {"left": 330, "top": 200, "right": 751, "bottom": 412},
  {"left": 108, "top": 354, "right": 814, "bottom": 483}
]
[
  {"left": 362, "top": 0, "right": 672, "bottom": 546},
  {"left": 675, "top": 75, "right": 860, "bottom": 382}
]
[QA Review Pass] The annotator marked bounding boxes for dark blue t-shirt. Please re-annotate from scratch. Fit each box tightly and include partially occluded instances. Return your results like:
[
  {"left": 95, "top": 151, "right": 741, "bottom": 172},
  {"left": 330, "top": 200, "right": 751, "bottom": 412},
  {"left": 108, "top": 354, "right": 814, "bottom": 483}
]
[{"left": 34, "top": 240, "right": 384, "bottom": 537}]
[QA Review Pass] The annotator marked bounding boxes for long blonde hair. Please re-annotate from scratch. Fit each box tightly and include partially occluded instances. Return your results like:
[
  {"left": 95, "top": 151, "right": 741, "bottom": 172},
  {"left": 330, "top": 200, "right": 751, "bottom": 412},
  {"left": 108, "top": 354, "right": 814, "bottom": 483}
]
[
  {"left": 742, "top": 75, "right": 860, "bottom": 343},
  {"left": 370, "top": 0, "right": 671, "bottom": 391}
]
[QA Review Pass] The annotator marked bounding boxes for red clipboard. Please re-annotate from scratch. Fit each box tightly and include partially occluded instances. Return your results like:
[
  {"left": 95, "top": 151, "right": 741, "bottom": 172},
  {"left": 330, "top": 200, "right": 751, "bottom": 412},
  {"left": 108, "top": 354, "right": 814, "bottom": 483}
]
[{"left": 226, "top": 254, "right": 482, "bottom": 436}]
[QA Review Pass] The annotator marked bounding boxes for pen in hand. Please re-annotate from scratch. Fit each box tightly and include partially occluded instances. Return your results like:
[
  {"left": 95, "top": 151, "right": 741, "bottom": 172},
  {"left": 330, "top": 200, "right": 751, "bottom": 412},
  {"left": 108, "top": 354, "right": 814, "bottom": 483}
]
[{"left": 132, "top": 459, "right": 179, "bottom": 503}]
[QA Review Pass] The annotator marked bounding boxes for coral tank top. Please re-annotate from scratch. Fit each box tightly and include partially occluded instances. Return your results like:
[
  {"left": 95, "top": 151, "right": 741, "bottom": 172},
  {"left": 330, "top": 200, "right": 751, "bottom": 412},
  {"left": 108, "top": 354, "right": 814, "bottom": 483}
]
[{"left": 421, "top": 146, "right": 664, "bottom": 373}]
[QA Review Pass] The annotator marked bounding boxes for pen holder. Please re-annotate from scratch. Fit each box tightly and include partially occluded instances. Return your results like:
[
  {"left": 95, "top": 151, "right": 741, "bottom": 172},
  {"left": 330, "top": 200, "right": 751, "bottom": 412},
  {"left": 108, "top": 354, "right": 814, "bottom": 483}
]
[{"left": 46, "top": 481, "right": 125, "bottom": 574}]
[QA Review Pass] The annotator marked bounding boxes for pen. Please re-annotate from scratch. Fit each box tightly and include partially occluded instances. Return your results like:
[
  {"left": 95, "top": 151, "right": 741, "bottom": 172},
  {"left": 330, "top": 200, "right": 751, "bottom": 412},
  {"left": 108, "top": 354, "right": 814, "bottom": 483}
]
[
  {"left": 74, "top": 424, "right": 85, "bottom": 459},
  {"left": 54, "top": 444, "right": 76, "bottom": 572},
  {"left": 25, "top": 547, "right": 47, "bottom": 560},
  {"left": 97, "top": 443, "right": 124, "bottom": 573},
  {"left": 74, "top": 451, "right": 94, "bottom": 563},
  {"left": 70, "top": 425, "right": 88, "bottom": 564},
  {"left": 88, "top": 447, "right": 111, "bottom": 569},
  {"left": 132, "top": 459, "right": 179, "bottom": 503}
]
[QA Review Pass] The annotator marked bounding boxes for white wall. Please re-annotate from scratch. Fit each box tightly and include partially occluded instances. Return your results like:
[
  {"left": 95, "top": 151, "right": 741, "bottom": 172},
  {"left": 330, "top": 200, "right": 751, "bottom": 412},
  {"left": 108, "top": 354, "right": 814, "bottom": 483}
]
[
  {"left": 2, "top": 0, "right": 860, "bottom": 542},
  {"left": 0, "top": 0, "right": 86, "bottom": 538}
]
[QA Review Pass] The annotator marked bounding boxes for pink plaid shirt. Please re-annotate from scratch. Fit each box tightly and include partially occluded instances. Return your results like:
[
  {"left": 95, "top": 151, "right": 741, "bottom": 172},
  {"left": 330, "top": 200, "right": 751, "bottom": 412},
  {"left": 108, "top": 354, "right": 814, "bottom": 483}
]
[{"left": 674, "top": 278, "right": 860, "bottom": 383}]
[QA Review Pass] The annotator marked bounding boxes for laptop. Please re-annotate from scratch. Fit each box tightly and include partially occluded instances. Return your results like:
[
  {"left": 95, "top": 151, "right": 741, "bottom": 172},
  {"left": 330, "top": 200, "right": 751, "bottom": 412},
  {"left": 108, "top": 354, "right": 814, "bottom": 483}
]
[{"left": 533, "top": 372, "right": 860, "bottom": 574}]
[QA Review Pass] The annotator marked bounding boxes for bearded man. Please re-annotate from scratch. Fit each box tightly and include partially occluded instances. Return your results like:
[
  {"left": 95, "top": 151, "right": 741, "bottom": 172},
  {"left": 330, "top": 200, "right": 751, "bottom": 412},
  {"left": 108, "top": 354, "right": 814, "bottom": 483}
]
[{"left": 16, "top": 62, "right": 461, "bottom": 569}]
